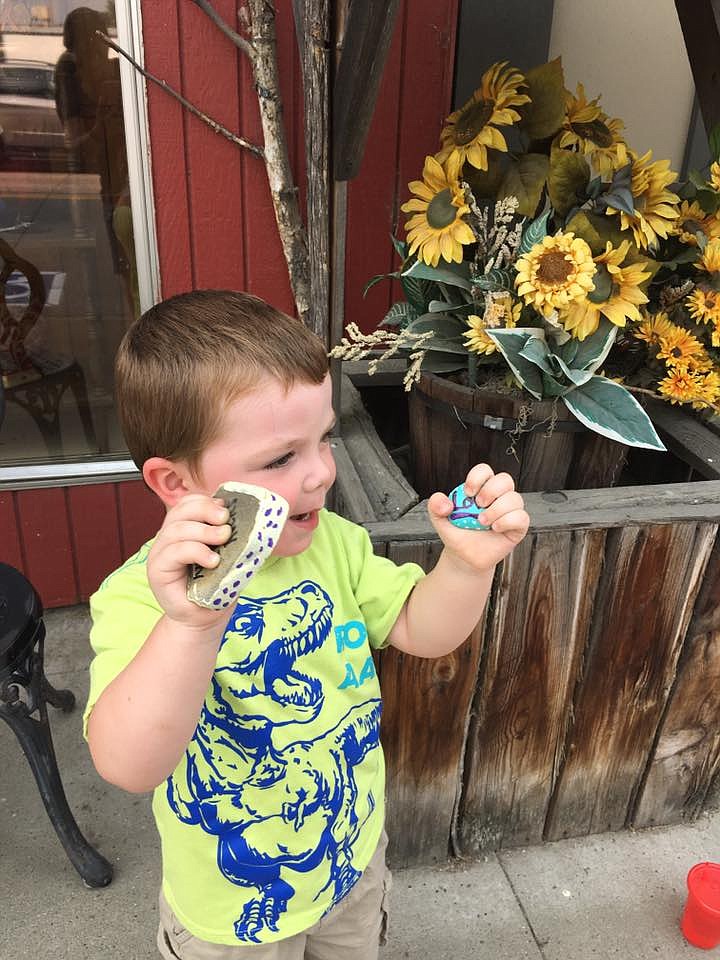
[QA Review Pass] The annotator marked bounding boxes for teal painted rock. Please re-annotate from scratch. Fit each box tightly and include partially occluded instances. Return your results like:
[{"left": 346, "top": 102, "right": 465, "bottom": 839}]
[{"left": 448, "top": 483, "right": 491, "bottom": 531}]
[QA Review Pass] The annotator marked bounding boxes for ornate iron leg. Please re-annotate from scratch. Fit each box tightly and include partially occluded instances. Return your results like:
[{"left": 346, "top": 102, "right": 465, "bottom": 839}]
[{"left": 0, "top": 638, "right": 113, "bottom": 888}]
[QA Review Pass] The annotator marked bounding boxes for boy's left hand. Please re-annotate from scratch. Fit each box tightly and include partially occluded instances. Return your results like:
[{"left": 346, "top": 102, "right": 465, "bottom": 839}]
[{"left": 427, "top": 464, "right": 529, "bottom": 573}]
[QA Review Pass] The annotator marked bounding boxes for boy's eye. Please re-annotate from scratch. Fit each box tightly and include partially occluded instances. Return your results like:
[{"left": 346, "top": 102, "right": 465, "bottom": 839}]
[
  {"left": 321, "top": 431, "right": 333, "bottom": 444},
  {"left": 266, "top": 451, "right": 293, "bottom": 469}
]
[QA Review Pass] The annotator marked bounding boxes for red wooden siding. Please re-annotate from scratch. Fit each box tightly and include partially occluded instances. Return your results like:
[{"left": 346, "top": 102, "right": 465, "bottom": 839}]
[
  {"left": 2, "top": 480, "right": 164, "bottom": 608},
  {"left": 141, "top": 0, "right": 459, "bottom": 328}
]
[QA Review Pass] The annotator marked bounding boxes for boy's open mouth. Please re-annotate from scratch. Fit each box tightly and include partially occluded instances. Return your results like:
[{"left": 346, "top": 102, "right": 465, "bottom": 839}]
[{"left": 290, "top": 511, "right": 312, "bottom": 521}]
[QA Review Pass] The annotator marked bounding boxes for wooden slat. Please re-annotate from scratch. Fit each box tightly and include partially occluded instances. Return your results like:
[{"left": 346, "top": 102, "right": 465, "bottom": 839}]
[
  {"left": 180, "top": 0, "right": 245, "bottom": 290},
  {"left": 16, "top": 487, "right": 78, "bottom": 607},
  {"left": 0, "top": 490, "right": 23, "bottom": 571},
  {"left": 544, "top": 522, "right": 716, "bottom": 839},
  {"left": 379, "top": 538, "right": 483, "bottom": 867},
  {"left": 455, "top": 529, "right": 606, "bottom": 854},
  {"left": 675, "top": 0, "right": 720, "bottom": 138},
  {"left": 331, "top": 437, "right": 377, "bottom": 523},
  {"left": 364, "top": 480, "right": 720, "bottom": 542},
  {"left": 644, "top": 397, "right": 720, "bottom": 480},
  {"left": 140, "top": 0, "right": 192, "bottom": 296},
  {"left": 332, "top": 0, "right": 402, "bottom": 180},
  {"left": 340, "top": 376, "right": 418, "bottom": 520},
  {"left": 68, "top": 483, "right": 123, "bottom": 600},
  {"left": 633, "top": 527, "right": 720, "bottom": 827}
]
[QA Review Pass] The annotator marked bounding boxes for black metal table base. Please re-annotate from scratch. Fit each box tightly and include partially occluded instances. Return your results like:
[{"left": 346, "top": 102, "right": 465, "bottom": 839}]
[{"left": 1, "top": 633, "right": 113, "bottom": 888}]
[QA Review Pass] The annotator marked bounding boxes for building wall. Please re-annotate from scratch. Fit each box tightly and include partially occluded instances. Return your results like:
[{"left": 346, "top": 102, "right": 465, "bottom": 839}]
[{"left": 7, "top": 0, "right": 459, "bottom": 607}]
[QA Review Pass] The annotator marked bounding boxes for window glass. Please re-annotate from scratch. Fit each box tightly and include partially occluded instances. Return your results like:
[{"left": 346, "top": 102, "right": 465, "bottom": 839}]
[{"left": 0, "top": 1, "right": 139, "bottom": 467}]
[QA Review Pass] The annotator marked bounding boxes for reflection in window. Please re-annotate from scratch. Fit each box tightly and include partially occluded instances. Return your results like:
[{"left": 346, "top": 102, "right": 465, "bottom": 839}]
[{"left": 0, "top": 2, "right": 138, "bottom": 467}]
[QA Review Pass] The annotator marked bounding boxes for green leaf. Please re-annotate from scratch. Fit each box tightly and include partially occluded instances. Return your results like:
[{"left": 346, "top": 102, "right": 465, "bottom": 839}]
[
  {"left": 420, "top": 351, "right": 467, "bottom": 374},
  {"left": 696, "top": 188, "right": 720, "bottom": 216},
  {"left": 428, "top": 299, "right": 476, "bottom": 314},
  {"left": 690, "top": 169, "right": 707, "bottom": 190},
  {"left": 587, "top": 263, "right": 613, "bottom": 304},
  {"left": 381, "top": 301, "right": 418, "bottom": 328},
  {"left": 565, "top": 210, "right": 629, "bottom": 256},
  {"left": 391, "top": 234, "right": 408, "bottom": 259},
  {"left": 363, "top": 271, "right": 400, "bottom": 297},
  {"left": 518, "top": 208, "right": 551, "bottom": 256},
  {"left": 599, "top": 187, "right": 635, "bottom": 217},
  {"left": 561, "top": 376, "right": 666, "bottom": 450},
  {"left": 483, "top": 328, "right": 545, "bottom": 399},
  {"left": 564, "top": 318, "right": 618, "bottom": 373},
  {"left": 405, "top": 313, "right": 467, "bottom": 353},
  {"left": 710, "top": 123, "right": 720, "bottom": 162},
  {"left": 401, "top": 275, "right": 438, "bottom": 313},
  {"left": 552, "top": 354, "right": 595, "bottom": 387},
  {"left": 548, "top": 149, "right": 591, "bottom": 217},
  {"left": 402, "top": 258, "right": 472, "bottom": 291},
  {"left": 518, "top": 57, "right": 566, "bottom": 140},
  {"left": 498, "top": 154, "right": 550, "bottom": 217},
  {"left": 473, "top": 268, "right": 515, "bottom": 292}
]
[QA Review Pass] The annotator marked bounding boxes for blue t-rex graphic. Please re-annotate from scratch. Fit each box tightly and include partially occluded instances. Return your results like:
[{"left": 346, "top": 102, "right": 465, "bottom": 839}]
[{"left": 167, "top": 580, "right": 382, "bottom": 943}]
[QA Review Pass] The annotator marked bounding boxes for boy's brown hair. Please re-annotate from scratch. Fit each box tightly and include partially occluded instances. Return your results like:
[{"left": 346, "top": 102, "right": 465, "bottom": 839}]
[{"left": 116, "top": 290, "right": 329, "bottom": 472}]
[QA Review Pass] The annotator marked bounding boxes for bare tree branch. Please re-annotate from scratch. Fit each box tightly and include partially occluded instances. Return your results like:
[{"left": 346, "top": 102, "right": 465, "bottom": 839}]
[
  {"left": 96, "top": 31, "right": 265, "bottom": 159},
  {"left": 190, "top": 0, "right": 256, "bottom": 61}
]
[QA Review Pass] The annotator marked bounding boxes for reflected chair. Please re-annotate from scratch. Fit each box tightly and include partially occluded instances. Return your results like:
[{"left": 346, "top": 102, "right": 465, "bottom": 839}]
[
  {"left": 0, "top": 237, "right": 97, "bottom": 455},
  {"left": 0, "top": 562, "right": 112, "bottom": 887}
]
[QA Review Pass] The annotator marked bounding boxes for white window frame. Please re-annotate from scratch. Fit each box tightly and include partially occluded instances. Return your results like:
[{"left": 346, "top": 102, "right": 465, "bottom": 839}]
[{"left": 0, "top": 0, "right": 159, "bottom": 490}]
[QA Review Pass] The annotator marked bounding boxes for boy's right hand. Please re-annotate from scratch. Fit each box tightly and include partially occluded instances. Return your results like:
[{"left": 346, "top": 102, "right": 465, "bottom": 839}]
[{"left": 147, "top": 494, "right": 232, "bottom": 629}]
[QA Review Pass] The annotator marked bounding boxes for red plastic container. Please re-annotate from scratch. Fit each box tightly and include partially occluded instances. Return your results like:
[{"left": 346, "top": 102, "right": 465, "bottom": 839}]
[{"left": 682, "top": 863, "right": 720, "bottom": 949}]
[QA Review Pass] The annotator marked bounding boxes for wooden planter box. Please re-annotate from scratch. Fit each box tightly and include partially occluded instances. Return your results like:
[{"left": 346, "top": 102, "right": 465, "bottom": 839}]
[{"left": 338, "top": 366, "right": 720, "bottom": 869}]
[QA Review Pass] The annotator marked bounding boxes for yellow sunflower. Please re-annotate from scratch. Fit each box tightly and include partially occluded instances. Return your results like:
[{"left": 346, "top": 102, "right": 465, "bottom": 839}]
[
  {"left": 554, "top": 83, "right": 628, "bottom": 177},
  {"left": 401, "top": 156, "right": 476, "bottom": 267},
  {"left": 562, "top": 240, "right": 650, "bottom": 340},
  {"left": 658, "top": 367, "right": 706, "bottom": 405},
  {"left": 656, "top": 327, "right": 706, "bottom": 366},
  {"left": 687, "top": 287, "right": 720, "bottom": 325},
  {"left": 674, "top": 200, "right": 720, "bottom": 246},
  {"left": 709, "top": 161, "right": 720, "bottom": 192},
  {"left": 437, "top": 61, "right": 530, "bottom": 176},
  {"left": 692, "top": 371, "right": 720, "bottom": 409},
  {"left": 463, "top": 295, "right": 521, "bottom": 356},
  {"left": 698, "top": 237, "right": 720, "bottom": 274},
  {"left": 606, "top": 150, "right": 680, "bottom": 250},
  {"left": 633, "top": 311, "right": 677, "bottom": 346},
  {"left": 515, "top": 232, "right": 596, "bottom": 317}
]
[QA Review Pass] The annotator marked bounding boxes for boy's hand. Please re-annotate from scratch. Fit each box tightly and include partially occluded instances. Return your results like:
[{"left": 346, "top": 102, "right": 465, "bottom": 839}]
[
  {"left": 427, "top": 464, "right": 529, "bottom": 574},
  {"left": 147, "top": 494, "right": 233, "bottom": 629}
]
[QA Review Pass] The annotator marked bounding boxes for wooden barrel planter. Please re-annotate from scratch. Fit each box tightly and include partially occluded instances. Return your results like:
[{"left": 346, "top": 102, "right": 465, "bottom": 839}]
[
  {"left": 408, "top": 371, "right": 629, "bottom": 497},
  {"left": 339, "top": 365, "right": 720, "bottom": 869}
]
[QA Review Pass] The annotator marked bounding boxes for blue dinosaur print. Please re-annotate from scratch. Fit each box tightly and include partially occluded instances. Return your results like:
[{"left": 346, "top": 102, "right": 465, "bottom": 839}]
[{"left": 167, "top": 580, "right": 382, "bottom": 943}]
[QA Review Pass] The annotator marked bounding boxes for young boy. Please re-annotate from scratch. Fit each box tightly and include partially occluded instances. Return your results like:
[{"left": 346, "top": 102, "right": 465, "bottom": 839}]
[{"left": 85, "top": 290, "right": 529, "bottom": 959}]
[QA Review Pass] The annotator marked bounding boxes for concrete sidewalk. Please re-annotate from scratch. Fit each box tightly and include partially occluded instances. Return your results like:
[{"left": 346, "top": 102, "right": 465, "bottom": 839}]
[{"left": 1, "top": 605, "right": 716, "bottom": 959}]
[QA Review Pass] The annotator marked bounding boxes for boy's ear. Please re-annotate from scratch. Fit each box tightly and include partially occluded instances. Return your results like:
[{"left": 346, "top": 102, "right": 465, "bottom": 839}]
[{"left": 142, "top": 456, "right": 195, "bottom": 507}]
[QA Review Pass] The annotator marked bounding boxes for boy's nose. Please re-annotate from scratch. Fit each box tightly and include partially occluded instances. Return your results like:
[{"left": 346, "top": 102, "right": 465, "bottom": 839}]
[{"left": 304, "top": 452, "right": 335, "bottom": 492}]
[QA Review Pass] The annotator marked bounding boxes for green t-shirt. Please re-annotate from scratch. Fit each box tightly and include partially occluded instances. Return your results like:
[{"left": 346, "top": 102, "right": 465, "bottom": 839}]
[{"left": 85, "top": 509, "right": 424, "bottom": 945}]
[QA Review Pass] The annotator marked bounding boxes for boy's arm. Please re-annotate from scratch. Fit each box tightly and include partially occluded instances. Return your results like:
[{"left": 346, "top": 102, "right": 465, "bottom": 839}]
[
  {"left": 387, "top": 464, "right": 529, "bottom": 659},
  {"left": 87, "top": 494, "right": 234, "bottom": 793}
]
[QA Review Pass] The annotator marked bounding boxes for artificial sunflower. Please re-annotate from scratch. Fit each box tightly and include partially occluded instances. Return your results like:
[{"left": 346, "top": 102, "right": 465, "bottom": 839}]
[
  {"left": 709, "top": 161, "right": 720, "bottom": 192},
  {"left": 436, "top": 61, "right": 530, "bottom": 176},
  {"left": 554, "top": 83, "right": 628, "bottom": 177},
  {"left": 687, "top": 287, "right": 720, "bottom": 325},
  {"left": 674, "top": 200, "right": 720, "bottom": 246},
  {"left": 692, "top": 370, "right": 720, "bottom": 409},
  {"left": 632, "top": 311, "right": 677, "bottom": 346},
  {"left": 401, "top": 156, "right": 475, "bottom": 267},
  {"left": 515, "top": 232, "right": 596, "bottom": 317},
  {"left": 658, "top": 367, "right": 707, "bottom": 405},
  {"left": 606, "top": 150, "right": 680, "bottom": 250},
  {"left": 562, "top": 240, "right": 649, "bottom": 340},
  {"left": 463, "top": 300, "right": 520, "bottom": 356},
  {"left": 698, "top": 237, "right": 720, "bottom": 275},
  {"left": 656, "top": 327, "right": 706, "bottom": 367}
]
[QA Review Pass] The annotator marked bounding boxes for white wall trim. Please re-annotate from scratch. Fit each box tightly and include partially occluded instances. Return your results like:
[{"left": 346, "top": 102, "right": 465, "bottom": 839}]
[{"left": 115, "top": 0, "right": 161, "bottom": 312}]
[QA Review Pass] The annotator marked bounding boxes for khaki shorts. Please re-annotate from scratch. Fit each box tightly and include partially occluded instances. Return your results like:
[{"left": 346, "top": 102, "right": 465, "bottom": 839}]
[{"left": 157, "top": 831, "right": 391, "bottom": 960}]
